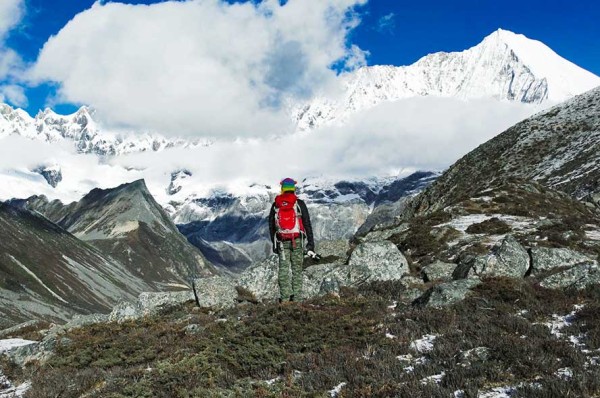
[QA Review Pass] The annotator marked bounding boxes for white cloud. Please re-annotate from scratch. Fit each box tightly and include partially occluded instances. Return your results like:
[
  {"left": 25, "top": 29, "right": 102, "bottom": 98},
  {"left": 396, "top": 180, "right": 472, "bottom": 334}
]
[
  {"left": 0, "top": 83, "right": 27, "bottom": 106},
  {"left": 0, "top": 97, "right": 542, "bottom": 206},
  {"left": 30, "top": 0, "right": 368, "bottom": 138},
  {"left": 0, "top": 0, "right": 23, "bottom": 39},
  {"left": 376, "top": 12, "right": 395, "bottom": 33},
  {"left": 0, "top": 0, "right": 25, "bottom": 105},
  {"left": 109, "top": 97, "right": 541, "bottom": 200}
]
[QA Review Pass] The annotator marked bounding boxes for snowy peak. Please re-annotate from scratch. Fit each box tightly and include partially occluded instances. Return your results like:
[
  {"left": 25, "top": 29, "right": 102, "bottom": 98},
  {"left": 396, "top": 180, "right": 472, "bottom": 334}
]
[
  {"left": 294, "top": 29, "right": 600, "bottom": 131},
  {"left": 0, "top": 103, "right": 200, "bottom": 156},
  {"left": 483, "top": 29, "right": 600, "bottom": 101}
]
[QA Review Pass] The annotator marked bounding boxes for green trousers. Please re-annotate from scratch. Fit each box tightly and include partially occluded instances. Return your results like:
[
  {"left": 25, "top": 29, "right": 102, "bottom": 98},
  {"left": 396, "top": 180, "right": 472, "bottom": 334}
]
[{"left": 278, "top": 238, "right": 304, "bottom": 301}]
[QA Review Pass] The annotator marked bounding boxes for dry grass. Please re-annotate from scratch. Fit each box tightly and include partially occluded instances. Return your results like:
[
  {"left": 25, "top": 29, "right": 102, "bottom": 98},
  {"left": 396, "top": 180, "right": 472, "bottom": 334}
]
[{"left": 4, "top": 278, "right": 598, "bottom": 397}]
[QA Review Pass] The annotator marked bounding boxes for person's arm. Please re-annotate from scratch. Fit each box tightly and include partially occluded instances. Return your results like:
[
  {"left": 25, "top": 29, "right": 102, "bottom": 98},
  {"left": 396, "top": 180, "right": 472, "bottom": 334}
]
[
  {"left": 268, "top": 202, "right": 278, "bottom": 253},
  {"left": 298, "top": 199, "right": 314, "bottom": 252}
]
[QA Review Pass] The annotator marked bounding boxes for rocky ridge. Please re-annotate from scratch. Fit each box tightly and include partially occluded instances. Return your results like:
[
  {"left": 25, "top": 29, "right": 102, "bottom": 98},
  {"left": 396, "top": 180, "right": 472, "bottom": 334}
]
[{"left": 15, "top": 180, "right": 216, "bottom": 287}]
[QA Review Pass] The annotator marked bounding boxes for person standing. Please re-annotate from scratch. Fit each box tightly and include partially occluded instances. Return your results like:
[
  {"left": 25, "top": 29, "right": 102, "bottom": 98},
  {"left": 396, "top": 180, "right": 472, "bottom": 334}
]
[{"left": 268, "top": 178, "right": 317, "bottom": 303}]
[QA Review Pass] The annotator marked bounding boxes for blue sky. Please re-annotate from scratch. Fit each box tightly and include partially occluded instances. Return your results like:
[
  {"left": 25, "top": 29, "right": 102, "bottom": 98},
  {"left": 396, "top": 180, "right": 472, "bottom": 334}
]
[{"left": 3, "top": 0, "right": 600, "bottom": 116}]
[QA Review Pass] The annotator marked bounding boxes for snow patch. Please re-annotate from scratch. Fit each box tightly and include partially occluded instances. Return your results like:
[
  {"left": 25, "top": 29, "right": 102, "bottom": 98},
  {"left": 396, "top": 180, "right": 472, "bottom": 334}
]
[
  {"left": 478, "top": 386, "right": 517, "bottom": 398},
  {"left": 555, "top": 367, "right": 573, "bottom": 380},
  {"left": 0, "top": 339, "right": 36, "bottom": 354},
  {"left": 7, "top": 256, "right": 67, "bottom": 303},
  {"left": 420, "top": 371, "right": 445, "bottom": 385},
  {"left": 410, "top": 334, "right": 437, "bottom": 353},
  {"left": 328, "top": 382, "right": 346, "bottom": 397}
]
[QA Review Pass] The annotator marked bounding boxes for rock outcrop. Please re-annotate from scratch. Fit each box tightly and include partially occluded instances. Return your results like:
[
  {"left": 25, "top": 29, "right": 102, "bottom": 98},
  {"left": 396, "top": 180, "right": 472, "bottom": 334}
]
[
  {"left": 413, "top": 279, "right": 482, "bottom": 308},
  {"left": 455, "top": 236, "right": 530, "bottom": 279}
]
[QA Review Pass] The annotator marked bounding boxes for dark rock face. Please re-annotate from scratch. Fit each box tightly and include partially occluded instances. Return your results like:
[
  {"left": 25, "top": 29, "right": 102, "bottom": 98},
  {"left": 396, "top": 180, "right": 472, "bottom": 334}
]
[
  {"left": 374, "top": 171, "right": 438, "bottom": 206},
  {"left": 167, "top": 169, "right": 192, "bottom": 195},
  {"left": 34, "top": 165, "right": 62, "bottom": 188}
]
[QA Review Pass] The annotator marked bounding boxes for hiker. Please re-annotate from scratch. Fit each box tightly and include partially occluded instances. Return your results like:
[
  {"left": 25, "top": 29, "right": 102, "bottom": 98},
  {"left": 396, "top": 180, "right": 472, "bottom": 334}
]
[{"left": 269, "top": 178, "right": 318, "bottom": 302}]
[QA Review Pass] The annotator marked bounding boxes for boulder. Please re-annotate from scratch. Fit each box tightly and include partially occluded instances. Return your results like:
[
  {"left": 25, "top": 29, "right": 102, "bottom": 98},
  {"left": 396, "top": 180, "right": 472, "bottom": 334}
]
[
  {"left": 530, "top": 247, "right": 593, "bottom": 272},
  {"left": 237, "top": 256, "right": 279, "bottom": 301},
  {"left": 190, "top": 277, "right": 237, "bottom": 309},
  {"left": 421, "top": 261, "right": 456, "bottom": 282},
  {"left": 303, "top": 263, "right": 348, "bottom": 298},
  {"left": 315, "top": 239, "right": 350, "bottom": 260},
  {"left": 348, "top": 241, "right": 409, "bottom": 281},
  {"left": 457, "top": 235, "right": 529, "bottom": 279},
  {"left": 109, "top": 290, "right": 196, "bottom": 323},
  {"left": 413, "top": 278, "right": 481, "bottom": 308},
  {"left": 539, "top": 262, "right": 600, "bottom": 290}
]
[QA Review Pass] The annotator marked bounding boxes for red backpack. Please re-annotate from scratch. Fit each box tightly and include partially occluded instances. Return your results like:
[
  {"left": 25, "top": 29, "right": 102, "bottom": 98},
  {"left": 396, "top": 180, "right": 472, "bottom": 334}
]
[{"left": 274, "top": 192, "right": 305, "bottom": 241}]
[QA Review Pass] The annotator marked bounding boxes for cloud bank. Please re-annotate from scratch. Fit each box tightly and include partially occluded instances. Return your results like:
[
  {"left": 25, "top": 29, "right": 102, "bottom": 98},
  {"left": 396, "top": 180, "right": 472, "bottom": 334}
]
[
  {"left": 0, "top": 96, "right": 540, "bottom": 204},
  {"left": 0, "top": 0, "right": 26, "bottom": 106},
  {"left": 110, "top": 97, "right": 540, "bottom": 201},
  {"left": 30, "top": 0, "right": 368, "bottom": 138}
]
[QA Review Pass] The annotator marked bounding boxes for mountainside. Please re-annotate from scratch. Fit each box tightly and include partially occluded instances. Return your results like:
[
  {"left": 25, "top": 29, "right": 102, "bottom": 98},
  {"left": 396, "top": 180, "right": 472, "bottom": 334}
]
[
  {"left": 19, "top": 180, "right": 216, "bottom": 287},
  {"left": 354, "top": 86, "right": 600, "bottom": 280},
  {"left": 396, "top": 86, "right": 600, "bottom": 221},
  {"left": 293, "top": 29, "right": 600, "bottom": 131},
  {"left": 0, "top": 203, "right": 151, "bottom": 328}
]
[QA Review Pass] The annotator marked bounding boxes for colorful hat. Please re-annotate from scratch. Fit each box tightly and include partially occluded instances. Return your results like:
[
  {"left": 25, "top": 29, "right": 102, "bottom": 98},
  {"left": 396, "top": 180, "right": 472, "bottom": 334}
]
[{"left": 280, "top": 177, "right": 297, "bottom": 193}]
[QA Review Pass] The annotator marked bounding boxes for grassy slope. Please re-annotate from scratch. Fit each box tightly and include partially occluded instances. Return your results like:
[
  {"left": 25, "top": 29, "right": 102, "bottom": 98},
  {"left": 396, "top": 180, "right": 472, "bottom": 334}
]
[{"left": 4, "top": 279, "right": 600, "bottom": 397}]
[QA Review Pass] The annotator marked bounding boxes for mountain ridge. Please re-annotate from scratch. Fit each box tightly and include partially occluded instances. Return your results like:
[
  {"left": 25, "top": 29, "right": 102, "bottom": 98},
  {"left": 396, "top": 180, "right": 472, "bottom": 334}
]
[{"left": 292, "top": 29, "right": 600, "bottom": 131}]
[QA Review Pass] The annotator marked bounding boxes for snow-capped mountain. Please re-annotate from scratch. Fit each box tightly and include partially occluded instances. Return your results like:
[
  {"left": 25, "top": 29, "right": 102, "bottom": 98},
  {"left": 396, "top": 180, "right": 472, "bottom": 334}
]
[
  {"left": 293, "top": 29, "right": 600, "bottom": 131},
  {"left": 0, "top": 28, "right": 598, "bottom": 271},
  {"left": 0, "top": 104, "right": 210, "bottom": 156},
  {"left": 2, "top": 29, "right": 598, "bottom": 155}
]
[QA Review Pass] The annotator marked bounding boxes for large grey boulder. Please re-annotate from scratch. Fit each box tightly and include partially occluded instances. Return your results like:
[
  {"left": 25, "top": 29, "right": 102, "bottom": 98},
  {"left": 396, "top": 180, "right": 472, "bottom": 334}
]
[
  {"left": 413, "top": 278, "right": 481, "bottom": 308},
  {"left": 421, "top": 261, "right": 456, "bottom": 282},
  {"left": 237, "top": 256, "right": 279, "bottom": 301},
  {"left": 190, "top": 277, "right": 237, "bottom": 308},
  {"left": 236, "top": 241, "right": 409, "bottom": 301},
  {"left": 540, "top": 262, "right": 600, "bottom": 290},
  {"left": 348, "top": 241, "right": 409, "bottom": 281},
  {"left": 316, "top": 239, "right": 350, "bottom": 259},
  {"left": 360, "top": 223, "right": 410, "bottom": 243},
  {"left": 303, "top": 263, "right": 349, "bottom": 298},
  {"left": 457, "top": 235, "right": 529, "bottom": 279},
  {"left": 530, "top": 247, "right": 593, "bottom": 272},
  {"left": 109, "top": 290, "right": 196, "bottom": 322}
]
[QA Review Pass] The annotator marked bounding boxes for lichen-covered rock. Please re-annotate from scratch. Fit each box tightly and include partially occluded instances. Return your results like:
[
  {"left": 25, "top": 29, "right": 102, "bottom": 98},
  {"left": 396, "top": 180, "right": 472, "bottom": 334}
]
[
  {"left": 539, "top": 262, "right": 600, "bottom": 290},
  {"left": 361, "top": 223, "right": 410, "bottom": 243},
  {"left": 530, "top": 247, "right": 593, "bottom": 272},
  {"left": 303, "top": 263, "right": 347, "bottom": 298},
  {"left": 63, "top": 313, "right": 109, "bottom": 330},
  {"left": 348, "top": 241, "right": 409, "bottom": 281},
  {"left": 460, "top": 235, "right": 529, "bottom": 279},
  {"left": 3, "top": 336, "right": 69, "bottom": 367},
  {"left": 0, "top": 320, "right": 47, "bottom": 339},
  {"left": 421, "top": 261, "right": 456, "bottom": 282},
  {"left": 109, "top": 290, "right": 196, "bottom": 322},
  {"left": 236, "top": 255, "right": 279, "bottom": 301},
  {"left": 191, "top": 277, "right": 237, "bottom": 309},
  {"left": 316, "top": 239, "right": 350, "bottom": 260},
  {"left": 413, "top": 278, "right": 481, "bottom": 308}
]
